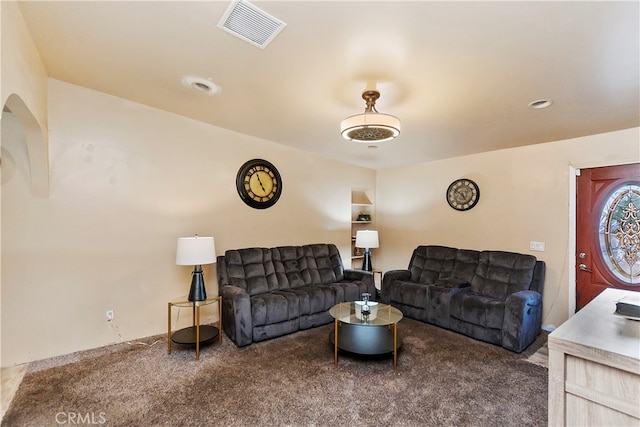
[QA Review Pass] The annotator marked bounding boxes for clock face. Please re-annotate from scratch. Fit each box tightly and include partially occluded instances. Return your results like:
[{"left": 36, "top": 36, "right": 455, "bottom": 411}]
[
  {"left": 236, "top": 159, "right": 282, "bottom": 209},
  {"left": 446, "top": 179, "right": 480, "bottom": 211}
]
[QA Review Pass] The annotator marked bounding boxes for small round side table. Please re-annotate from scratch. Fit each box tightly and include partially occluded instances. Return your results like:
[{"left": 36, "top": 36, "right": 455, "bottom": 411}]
[{"left": 167, "top": 296, "right": 222, "bottom": 360}]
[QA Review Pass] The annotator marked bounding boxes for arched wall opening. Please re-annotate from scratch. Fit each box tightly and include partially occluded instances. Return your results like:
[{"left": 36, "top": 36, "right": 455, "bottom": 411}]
[{"left": 2, "top": 93, "right": 49, "bottom": 197}]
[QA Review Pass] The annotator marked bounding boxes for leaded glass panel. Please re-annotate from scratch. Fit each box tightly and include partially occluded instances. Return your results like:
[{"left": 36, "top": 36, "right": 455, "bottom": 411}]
[{"left": 598, "top": 184, "right": 640, "bottom": 284}]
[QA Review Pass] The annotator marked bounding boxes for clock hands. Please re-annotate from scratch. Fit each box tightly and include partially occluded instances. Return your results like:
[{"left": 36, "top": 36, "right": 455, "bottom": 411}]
[
  {"left": 453, "top": 188, "right": 468, "bottom": 202},
  {"left": 255, "top": 173, "right": 268, "bottom": 195}
]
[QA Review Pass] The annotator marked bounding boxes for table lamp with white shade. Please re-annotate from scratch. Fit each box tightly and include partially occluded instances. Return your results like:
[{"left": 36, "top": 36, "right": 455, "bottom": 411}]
[
  {"left": 176, "top": 235, "right": 216, "bottom": 302},
  {"left": 355, "top": 230, "right": 379, "bottom": 272}
]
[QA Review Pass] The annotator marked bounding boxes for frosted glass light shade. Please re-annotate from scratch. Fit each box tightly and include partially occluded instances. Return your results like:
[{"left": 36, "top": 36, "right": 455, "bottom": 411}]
[
  {"left": 341, "top": 112, "right": 400, "bottom": 143},
  {"left": 176, "top": 236, "right": 216, "bottom": 265},
  {"left": 355, "top": 230, "right": 379, "bottom": 248}
]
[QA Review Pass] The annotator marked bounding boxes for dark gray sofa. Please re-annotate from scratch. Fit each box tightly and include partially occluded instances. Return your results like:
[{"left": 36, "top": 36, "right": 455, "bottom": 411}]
[
  {"left": 381, "top": 245, "right": 545, "bottom": 352},
  {"left": 217, "top": 243, "right": 375, "bottom": 347}
]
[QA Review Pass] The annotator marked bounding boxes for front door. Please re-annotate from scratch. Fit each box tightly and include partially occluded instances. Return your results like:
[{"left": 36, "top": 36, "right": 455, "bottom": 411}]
[{"left": 576, "top": 163, "right": 640, "bottom": 310}]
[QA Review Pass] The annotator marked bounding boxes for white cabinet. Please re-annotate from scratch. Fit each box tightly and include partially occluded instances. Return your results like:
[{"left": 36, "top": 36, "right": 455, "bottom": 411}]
[{"left": 548, "top": 289, "right": 640, "bottom": 426}]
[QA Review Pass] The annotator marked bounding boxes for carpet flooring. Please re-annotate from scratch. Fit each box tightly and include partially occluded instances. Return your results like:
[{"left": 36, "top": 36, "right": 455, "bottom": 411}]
[{"left": 2, "top": 318, "right": 548, "bottom": 426}]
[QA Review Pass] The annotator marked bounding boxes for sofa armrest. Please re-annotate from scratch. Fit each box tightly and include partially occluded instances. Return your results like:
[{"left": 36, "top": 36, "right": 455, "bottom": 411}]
[
  {"left": 344, "top": 269, "right": 375, "bottom": 296},
  {"left": 502, "top": 290, "right": 542, "bottom": 352},
  {"left": 530, "top": 261, "right": 546, "bottom": 294},
  {"left": 381, "top": 270, "right": 411, "bottom": 304},
  {"left": 220, "top": 285, "right": 253, "bottom": 347},
  {"left": 216, "top": 255, "right": 229, "bottom": 286}
]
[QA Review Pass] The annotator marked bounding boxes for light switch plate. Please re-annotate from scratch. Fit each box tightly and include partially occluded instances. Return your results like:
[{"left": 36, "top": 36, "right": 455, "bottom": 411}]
[{"left": 529, "top": 241, "right": 545, "bottom": 252}]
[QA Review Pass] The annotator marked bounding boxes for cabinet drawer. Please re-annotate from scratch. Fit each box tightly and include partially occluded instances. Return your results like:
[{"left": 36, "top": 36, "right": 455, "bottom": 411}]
[
  {"left": 566, "top": 355, "right": 640, "bottom": 419},
  {"left": 566, "top": 394, "right": 638, "bottom": 426}
]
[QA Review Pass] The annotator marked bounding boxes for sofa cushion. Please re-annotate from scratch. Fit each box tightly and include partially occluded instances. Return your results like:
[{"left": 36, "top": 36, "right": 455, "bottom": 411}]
[
  {"left": 469, "top": 251, "right": 537, "bottom": 300},
  {"left": 443, "top": 249, "right": 480, "bottom": 283},
  {"left": 388, "top": 280, "right": 429, "bottom": 309},
  {"left": 272, "top": 246, "right": 310, "bottom": 287},
  {"left": 303, "top": 244, "right": 345, "bottom": 285},
  {"left": 251, "top": 291, "right": 300, "bottom": 327},
  {"left": 449, "top": 292, "right": 505, "bottom": 329},
  {"left": 330, "top": 281, "right": 367, "bottom": 302},
  {"left": 278, "top": 285, "right": 335, "bottom": 315},
  {"left": 408, "top": 246, "right": 458, "bottom": 284},
  {"left": 225, "top": 248, "right": 282, "bottom": 296}
]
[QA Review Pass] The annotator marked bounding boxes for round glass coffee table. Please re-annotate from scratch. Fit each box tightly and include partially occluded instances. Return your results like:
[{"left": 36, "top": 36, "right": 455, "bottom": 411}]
[{"left": 329, "top": 301, "right": 403, "bottom": 369}]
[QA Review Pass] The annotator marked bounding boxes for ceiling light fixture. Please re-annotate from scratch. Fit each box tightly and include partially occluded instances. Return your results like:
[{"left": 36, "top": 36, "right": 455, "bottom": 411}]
[{"left": 341, "top": 90, "right": 400, "bottom": 143}]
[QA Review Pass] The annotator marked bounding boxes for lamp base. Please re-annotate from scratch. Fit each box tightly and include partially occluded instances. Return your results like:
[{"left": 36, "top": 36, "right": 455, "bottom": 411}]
[
  {"left": 188, "top": 265, "right": 207, "bottom": 302},
  {"left": 361, "top": 248, "right": 373, "bottom": 272}
]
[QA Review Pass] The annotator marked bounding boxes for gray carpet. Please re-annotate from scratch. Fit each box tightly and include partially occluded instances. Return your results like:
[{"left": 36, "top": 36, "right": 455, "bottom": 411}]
[{"left": 2, "top": 318, "right": 548, "bottom": 426}]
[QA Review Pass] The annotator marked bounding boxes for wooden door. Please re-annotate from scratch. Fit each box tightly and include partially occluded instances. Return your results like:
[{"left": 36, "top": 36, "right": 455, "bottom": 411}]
[{"left": 576, "top": 163, "right": 640, "bottom": 310}]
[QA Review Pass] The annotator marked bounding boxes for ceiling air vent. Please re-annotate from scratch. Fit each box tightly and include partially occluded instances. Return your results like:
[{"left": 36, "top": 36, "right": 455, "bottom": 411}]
[{"left": 217, "top": 0, "right": 286, "bottom": 49}]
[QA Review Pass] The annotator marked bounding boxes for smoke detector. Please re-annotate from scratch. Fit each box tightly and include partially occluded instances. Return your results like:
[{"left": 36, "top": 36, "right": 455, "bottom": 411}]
[{"left": 218, "top": 0, "right": 286, "bottom": 49}]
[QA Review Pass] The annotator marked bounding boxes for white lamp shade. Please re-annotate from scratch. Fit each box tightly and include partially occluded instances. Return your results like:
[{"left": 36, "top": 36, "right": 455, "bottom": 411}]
[
  {"left": 355, "top": 230, "right": 379, "bottom": 249},
  {"left": 176, "top": 236, "right": 216, "bottom": 266}
]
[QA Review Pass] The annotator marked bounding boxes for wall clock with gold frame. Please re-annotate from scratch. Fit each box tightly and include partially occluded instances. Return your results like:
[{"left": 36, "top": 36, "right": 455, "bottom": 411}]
[
  {"left": 236, "top": 159, "right": 282, "bottom": 209},
  {"left": 446, "top": 178, "right": 480, "bottom": 211}
]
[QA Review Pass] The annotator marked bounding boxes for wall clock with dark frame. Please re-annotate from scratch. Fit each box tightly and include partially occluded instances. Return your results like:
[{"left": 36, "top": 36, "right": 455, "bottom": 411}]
[
  {"left": 446, "top": 178, "right": 480, "bottom": 211},
  {"left": 236, "top": 159, "right": 282, "bottom": 209}
]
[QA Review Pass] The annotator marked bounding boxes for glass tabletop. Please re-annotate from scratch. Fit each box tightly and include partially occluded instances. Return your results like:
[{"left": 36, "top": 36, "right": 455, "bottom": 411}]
[
  {"left": 170, "top": 296, "right": 220, "bottom": 308},
  {"left": 329, "top": 301, "right": 403, "bottom": 326}
]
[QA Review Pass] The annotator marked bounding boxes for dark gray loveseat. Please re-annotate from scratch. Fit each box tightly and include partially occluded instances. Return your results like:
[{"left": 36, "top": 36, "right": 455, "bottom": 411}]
[
  {"left": 217, "top": 243, "right": 375, "bottom": 347},
  {"left": 381, "top": 245, "right": 545, "bottom": 352}
]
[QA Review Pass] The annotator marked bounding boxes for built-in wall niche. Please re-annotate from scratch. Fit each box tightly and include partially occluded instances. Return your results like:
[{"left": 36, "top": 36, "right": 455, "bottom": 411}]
[{"left": 351, "top": 189, "right": 375, "bottom": 264}]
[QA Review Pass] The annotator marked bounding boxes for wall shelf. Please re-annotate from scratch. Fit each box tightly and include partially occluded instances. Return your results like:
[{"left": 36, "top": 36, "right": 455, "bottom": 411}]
[{"left": 351, "top": 189, "right": 375, "bottom": 265}]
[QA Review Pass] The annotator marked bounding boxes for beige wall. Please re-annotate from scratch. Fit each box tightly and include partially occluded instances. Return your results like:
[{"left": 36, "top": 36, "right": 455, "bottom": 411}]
[
  {"left": 2, "top": 0, "right": 638, "bottom": 367},
  {"left": 376, "top": 127, "right": 640, "bottom": 329},
  {"left": 1, "top": 0, "right": 50, "bottom": 368},
  {"left": 1, "top": 79, "right": 375, "bottom": 366},
  {"left": 1, "top": 1, "right": 48, "bottom": 126}
]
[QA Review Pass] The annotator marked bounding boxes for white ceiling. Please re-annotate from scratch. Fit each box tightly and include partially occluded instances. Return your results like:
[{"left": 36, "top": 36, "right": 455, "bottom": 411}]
[{"left": 17, "top": 1, "right": 640, "bottom": 170}]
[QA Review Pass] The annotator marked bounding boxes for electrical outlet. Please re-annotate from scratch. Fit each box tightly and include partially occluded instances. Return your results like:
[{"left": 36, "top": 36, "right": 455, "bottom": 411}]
[{"left": 105, "top": 310, "right": 114, "bottom": 322}]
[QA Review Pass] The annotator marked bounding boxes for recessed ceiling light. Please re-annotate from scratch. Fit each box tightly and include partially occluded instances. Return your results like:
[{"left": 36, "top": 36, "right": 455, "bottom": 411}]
[
  {"left": 528, "top": 99, "right": 553, "bottom": 109},
  {"left": 181, "top": 75, "right": 221, "bottom": 96}
]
